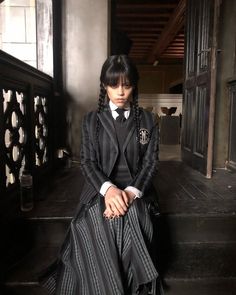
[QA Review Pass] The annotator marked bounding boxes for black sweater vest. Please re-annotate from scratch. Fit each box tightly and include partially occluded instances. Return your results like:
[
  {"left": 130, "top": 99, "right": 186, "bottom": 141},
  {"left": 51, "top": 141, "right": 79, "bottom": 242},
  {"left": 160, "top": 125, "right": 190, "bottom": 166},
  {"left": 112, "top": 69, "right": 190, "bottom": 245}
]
[{"left": 109, "top": 117, "right": 133, "bottom": 189}]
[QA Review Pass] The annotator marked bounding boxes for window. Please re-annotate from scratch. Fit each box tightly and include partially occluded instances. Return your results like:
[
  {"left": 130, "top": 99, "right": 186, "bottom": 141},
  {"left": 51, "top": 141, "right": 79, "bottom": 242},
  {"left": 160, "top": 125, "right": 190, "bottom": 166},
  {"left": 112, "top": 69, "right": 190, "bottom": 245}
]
[{"left": 0, "top": 0, "right": 53, "bottom": 76}]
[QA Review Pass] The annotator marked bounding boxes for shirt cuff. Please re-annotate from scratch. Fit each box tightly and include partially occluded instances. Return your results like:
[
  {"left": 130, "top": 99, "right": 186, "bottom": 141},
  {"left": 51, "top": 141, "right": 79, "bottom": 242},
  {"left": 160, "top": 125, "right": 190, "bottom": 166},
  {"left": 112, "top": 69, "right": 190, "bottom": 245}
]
[
  {"left": 100, "top": 181, "right": 116, "bottom": 196},
  {"left": 124, "top": 186, "right": 143, "bottom": 199}
]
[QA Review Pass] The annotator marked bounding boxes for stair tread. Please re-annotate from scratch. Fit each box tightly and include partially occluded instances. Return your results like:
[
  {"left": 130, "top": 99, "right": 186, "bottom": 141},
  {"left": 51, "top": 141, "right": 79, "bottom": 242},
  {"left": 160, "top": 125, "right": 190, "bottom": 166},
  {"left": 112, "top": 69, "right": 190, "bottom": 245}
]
[
  {"left": 5, "top": 246, "right": 58, "bottom": 284},
  {"left": 156, "top": 162, "right": 236, "bottom": 215},
  {"left": 4, "top": 277, "right": 236, "bottom": 295},
  {"left": 163, "top": 277, "right": 236, "bottom": 295},
  {"left": 5, "top": 242, "right": 236, "bottom": 284},
  {"left": 20, "top": 166, "right": 85, "bottom": 219},
  {"left": 160, "top": 242, "right": 236, "bottom": 278},
  {"left": 17, "top": 162, "right": 236, "bottom": 220}
]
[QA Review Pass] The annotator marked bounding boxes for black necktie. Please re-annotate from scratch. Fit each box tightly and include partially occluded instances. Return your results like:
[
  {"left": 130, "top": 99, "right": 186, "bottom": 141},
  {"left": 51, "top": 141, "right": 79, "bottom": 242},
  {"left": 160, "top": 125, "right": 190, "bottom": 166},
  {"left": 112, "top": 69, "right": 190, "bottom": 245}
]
[{"left": 116, "top": 108, "right": 126, "bottom": 123}]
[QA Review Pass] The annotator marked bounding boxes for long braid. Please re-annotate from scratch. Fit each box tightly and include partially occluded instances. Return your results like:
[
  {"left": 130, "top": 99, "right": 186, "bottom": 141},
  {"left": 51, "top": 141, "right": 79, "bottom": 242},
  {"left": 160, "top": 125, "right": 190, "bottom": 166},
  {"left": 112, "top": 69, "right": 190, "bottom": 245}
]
[
  {"left": 95, "top": 83, "right": 106, "bottom": 164},
  {"left": 132, "top": 86, "right": 141, "bottom": 174},
  {"left": 97, "top": 83, "right": 106, "bottom": 114}
]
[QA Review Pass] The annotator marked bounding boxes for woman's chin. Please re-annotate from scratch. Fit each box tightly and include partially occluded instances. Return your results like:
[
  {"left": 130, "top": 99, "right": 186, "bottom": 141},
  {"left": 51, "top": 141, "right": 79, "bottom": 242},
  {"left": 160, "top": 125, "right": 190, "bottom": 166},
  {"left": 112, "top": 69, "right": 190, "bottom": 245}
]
[{"left": 115, "top": 101, "right": 128, "bottom": 108}]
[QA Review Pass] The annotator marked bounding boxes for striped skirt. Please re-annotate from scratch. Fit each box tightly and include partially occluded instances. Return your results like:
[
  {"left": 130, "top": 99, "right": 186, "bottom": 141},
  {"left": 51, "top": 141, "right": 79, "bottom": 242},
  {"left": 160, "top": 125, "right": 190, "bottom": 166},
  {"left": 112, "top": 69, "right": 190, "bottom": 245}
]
[{"left": 42, "top": 196, "right": 163, "bottom": 295}]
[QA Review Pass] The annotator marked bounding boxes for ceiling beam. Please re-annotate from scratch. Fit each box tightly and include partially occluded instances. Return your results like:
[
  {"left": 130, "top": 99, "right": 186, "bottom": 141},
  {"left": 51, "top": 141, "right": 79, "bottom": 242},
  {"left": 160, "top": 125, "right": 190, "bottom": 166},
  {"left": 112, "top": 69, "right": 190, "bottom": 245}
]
[
  {"left": 121, "top": 27, "right": 163, "bottom": 32},
  {"left": 116, "top": 12, "right": 171, "bottom": 18},
  {"left": 161, "top": 54, "right": 184, "bottom": 58},
  {"left": 117, "top": 4, "right": 176, "bottom": 10},
  {"left": 128, "top": 33, "right": 159, "bottom": 37},
  {"left": 117, "top": 20, "right": 168, "bottom": 26},
  {"left": 147, "top": 0, "right": 186, "bottom": 63}
]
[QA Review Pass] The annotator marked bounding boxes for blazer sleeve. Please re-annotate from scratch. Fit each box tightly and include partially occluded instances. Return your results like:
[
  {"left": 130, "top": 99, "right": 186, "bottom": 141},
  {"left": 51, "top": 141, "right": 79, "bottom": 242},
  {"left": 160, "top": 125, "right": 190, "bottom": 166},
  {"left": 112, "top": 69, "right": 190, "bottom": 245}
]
[
  {"left": 129, "top": 114, "right": 159, "bottom": 195},
  {"left": 80, "top": 113, "right": 110, "bottom": 193}
]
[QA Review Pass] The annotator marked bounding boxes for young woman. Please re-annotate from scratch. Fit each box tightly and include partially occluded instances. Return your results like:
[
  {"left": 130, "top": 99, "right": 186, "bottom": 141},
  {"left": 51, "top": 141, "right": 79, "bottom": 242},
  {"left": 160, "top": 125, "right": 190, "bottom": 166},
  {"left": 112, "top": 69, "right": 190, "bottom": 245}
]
[{"left": 41, "top": 55, "right": 163, "bottom": 295}]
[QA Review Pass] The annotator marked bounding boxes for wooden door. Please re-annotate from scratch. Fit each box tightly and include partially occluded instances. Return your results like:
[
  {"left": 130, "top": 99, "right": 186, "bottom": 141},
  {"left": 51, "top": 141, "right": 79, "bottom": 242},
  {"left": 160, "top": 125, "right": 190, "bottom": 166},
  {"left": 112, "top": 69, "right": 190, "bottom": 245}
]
[{"left": 182, "top": 0, "right": 220, "bottom": 178}]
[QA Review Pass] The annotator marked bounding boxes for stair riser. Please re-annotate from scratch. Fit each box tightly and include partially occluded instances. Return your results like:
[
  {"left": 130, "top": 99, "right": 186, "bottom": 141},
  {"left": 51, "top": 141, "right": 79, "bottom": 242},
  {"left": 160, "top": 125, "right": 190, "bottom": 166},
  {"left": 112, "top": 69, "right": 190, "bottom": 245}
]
[
  {"left": 164, "top": 278, "right": 236, "bottom": 295},
  {"left": 2, "top": 285, "right": 44, "bottom": 295},
  {"left": 4, "top": 278, "right": 236, "bottom": 295},
  {"left": 27, "top": 214, "right": 236, "bottom": 247},
  {"left": 27, "top": 219, "right": 70, "bottom": 246},
  {"left": 156, "top": 243, "right": 236, "bottom": 278},
  {"left": 155, "top": 215, "right": 236, "bottom": 243}
]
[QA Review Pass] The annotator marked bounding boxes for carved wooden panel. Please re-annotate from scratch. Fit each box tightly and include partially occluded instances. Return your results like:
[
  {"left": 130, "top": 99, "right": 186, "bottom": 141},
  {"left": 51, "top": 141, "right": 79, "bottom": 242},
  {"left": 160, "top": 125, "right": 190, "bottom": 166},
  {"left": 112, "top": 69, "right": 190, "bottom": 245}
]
[
  {"left": 3, "top": 89, "right": 27, "bottom": 188},
  {"left": 34, "top": 95, "right": 49, "bottom": 167},
  {"left": 194, "top": 85, "right": 207, "bottom": 156},
  {"left": 197, "top": 0, "right": 212, "bottom": 73},
  {"left": 183, "top": 89, "right": 194, "bottom": 151},
  {"left": 185, "top": 0, "right": 197, "bottom": 77},
  {"left": 0, "top": 51, "right": 54, "bottom": 198},
  {"left": 182, "top": 0, "right": 217, "bottom": 175}
]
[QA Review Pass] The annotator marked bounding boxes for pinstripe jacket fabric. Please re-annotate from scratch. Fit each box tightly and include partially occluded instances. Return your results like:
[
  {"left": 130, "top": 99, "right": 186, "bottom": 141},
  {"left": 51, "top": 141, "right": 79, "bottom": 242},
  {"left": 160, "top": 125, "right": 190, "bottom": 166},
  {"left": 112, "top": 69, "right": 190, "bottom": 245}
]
[
  {"left": 40, "top": 105, "right": 163, "bottom": 295},
  {"left": 79, "top": 105, "right": 159, "bottom": 209}
]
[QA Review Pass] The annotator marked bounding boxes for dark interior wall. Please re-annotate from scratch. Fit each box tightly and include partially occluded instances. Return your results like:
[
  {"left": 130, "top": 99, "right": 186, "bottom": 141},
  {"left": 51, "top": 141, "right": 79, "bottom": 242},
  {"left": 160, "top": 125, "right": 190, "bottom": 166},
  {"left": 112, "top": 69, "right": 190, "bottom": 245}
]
[
  {"left": 137, "top": 64, "right": 183, "bottom": 94},
  {"left": 214, "top": 0, "right": 236, "bottom": 168},
  {"left": 61, "top": 0, "right": 109, "bottom": 159}
]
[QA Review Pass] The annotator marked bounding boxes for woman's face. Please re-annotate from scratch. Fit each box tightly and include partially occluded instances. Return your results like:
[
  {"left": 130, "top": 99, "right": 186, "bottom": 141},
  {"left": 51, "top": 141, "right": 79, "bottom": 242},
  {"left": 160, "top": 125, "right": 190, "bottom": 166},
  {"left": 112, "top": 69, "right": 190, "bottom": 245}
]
[{"left": 106, "top": 77, "right": 133, "bottom": 108}]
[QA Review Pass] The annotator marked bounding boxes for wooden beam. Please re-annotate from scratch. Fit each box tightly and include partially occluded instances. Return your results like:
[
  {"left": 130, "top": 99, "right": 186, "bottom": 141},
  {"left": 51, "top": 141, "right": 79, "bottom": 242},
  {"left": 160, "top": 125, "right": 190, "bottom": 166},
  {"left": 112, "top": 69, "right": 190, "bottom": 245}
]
[
  {"left": 117, "top": 4, "right": 176, "bottom": 10},
  {"left": 132, "top": 43, "right": 154, "bottom": 46},
  {"left": 128, "top": 33, "right": 159, "bottom": 37},
  {"left": 147, "top": 0, "right": 186, "bottom": 63},
  {"left": 116, "top": 13, "right": 171, "bottom": 18},
  {"left": 131, "top": 38, "right": 157, "bottom": 42},
  {"left": 122, "top": 27, "right": 162, "bottom": 32},
  {"left": 168, "top": 44, "right": 184, "bottom": 47},
  {"left": 165, "top": 47, "right": 185, "bottom": 51},
  {"left": 117, "top": 20, "right": 168, "bottom": 26},
  {"left": 161, "top": 54, "right": 184, "bottom": 58}
]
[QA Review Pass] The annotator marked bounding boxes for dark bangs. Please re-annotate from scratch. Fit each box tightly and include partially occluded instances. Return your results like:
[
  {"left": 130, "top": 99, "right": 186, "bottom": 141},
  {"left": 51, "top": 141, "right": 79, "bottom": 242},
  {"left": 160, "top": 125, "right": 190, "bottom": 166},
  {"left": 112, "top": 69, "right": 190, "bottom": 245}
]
[{"left": 100, "top": 55, "right": 139, "bottom": 87}]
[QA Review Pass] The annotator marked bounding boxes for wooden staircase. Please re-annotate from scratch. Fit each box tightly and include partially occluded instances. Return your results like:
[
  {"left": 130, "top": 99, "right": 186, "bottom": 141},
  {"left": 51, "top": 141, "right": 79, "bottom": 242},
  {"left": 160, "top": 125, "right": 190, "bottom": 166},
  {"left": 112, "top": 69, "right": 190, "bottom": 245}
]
[{"left": 2, "top": 162, "right": 236, "bottom": 294}]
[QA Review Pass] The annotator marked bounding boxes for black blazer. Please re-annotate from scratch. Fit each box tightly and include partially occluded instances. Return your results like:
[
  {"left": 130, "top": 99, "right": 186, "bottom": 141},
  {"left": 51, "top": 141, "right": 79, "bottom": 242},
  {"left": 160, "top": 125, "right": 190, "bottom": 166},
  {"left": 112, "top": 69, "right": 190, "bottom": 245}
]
[{"left": 79, "top": 106, "right": 159, "bottom": 206}]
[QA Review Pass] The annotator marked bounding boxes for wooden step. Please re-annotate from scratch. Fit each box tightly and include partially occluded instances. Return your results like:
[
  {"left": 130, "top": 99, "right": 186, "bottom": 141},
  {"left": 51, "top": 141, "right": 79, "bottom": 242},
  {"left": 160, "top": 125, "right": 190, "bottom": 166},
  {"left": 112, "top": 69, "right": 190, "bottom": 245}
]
[
  {"left": 164, "top": 277, "right": 236, "bottom": 295},
  {"left": 156, "top": 213, "right": 236, "bottom": 243},
  {"left": 4, "top": 277, "right": 236, "bottom": 295},
  {"left": 4, "top": 242, "right": 236, "bottom": 286}
]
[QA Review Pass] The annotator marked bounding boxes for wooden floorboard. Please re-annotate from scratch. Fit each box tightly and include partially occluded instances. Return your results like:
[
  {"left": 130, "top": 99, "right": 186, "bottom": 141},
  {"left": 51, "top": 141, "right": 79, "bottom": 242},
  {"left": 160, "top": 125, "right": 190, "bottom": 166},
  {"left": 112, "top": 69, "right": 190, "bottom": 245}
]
[
  {"left": 21, "top": 160, "right": 236, "bottom": 219},
  {"left": 156, "top": 161, "right": 236, "bottom": 215}
]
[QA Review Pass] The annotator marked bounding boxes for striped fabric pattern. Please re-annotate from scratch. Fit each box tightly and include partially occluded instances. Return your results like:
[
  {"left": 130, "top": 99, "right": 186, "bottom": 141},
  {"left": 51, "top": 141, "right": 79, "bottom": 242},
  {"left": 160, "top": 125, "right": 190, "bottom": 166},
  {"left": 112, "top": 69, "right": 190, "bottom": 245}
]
[
  {"left": 43, "top": 197, "right": 162, "bottom": 295},
  {"left": 40, "top": 106, "right": 163, "bottom": 294},
  {"left": 80, "top": 106, "right": 159, "bottom": 196}
]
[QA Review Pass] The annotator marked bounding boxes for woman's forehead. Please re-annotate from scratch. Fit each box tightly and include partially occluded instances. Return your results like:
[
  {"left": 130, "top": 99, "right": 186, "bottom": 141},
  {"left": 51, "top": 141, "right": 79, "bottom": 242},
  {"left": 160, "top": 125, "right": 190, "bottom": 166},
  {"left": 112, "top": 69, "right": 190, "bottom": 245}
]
[{"left": 118, "top": 75, "right": 130, "bottom": 83}]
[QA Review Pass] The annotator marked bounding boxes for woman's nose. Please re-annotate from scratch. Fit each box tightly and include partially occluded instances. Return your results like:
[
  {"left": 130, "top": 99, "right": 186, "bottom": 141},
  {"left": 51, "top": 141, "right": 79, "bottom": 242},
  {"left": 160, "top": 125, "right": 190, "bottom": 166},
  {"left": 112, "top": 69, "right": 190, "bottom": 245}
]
[{"left": 117, "top": 85, "right": 124, "bottom": 95}]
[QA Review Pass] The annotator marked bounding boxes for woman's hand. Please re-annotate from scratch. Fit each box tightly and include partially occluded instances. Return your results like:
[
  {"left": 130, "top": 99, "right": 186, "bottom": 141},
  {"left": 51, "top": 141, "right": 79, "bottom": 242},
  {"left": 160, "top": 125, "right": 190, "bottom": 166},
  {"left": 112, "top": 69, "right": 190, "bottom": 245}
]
[
  {"left": 124, "top": 190, "right": 136, "bottom": 206},
  {"left": 103, "top": 186, "right": 129, "bottom": 219}
]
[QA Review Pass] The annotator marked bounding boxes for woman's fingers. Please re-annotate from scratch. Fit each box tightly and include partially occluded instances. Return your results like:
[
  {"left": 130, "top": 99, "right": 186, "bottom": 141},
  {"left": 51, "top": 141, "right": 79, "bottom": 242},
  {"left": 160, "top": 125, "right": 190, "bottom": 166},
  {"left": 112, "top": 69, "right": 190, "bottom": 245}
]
[
  {"left": 105, "top": 188, "right": 128, "bottom": 215},
  {"left": 104, "top": 200, "right": 125, "bottom": 217},
  {"left": 103, "top": 207, "right": 114, "bottom": 219},
  {"left": 121, "top": 191, "right": 129, "bottom": 206}
]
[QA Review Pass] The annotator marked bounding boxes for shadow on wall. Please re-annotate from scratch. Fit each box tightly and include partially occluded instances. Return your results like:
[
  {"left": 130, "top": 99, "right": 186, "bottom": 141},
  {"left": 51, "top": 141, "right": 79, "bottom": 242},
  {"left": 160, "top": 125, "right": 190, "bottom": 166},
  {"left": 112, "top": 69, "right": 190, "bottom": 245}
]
[{"left": 65, "top": 92, "right": 97, "bottom": 160}]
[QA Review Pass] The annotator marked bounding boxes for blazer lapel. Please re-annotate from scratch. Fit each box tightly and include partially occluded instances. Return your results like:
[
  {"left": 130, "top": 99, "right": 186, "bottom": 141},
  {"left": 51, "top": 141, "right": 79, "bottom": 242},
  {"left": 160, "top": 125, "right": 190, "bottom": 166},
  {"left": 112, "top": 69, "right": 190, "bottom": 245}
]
[
  {"left": 123, "top": 109, "right": 141, "bottom": 152},
  {"left": 97, "top": 109, "right": 118, "bottom": 151}
]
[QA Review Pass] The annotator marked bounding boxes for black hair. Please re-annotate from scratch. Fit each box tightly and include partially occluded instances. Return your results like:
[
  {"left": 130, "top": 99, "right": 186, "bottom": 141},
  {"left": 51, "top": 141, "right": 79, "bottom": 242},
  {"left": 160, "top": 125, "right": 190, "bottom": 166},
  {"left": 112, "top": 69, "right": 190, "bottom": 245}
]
[
  {"left": 97, "top": 55, "right": 139, "bottom": 113},
  {"left": 96, "top": 55, "right": 141, "bottom": 170}
]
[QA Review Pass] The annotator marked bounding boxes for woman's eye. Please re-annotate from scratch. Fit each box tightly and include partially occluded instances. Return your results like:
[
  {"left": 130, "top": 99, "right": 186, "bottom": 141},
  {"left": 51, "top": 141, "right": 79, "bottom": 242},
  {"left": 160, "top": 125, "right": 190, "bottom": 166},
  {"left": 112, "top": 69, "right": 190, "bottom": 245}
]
[{"left": 124, "top": 85, "right": 131, "bottom": 89}]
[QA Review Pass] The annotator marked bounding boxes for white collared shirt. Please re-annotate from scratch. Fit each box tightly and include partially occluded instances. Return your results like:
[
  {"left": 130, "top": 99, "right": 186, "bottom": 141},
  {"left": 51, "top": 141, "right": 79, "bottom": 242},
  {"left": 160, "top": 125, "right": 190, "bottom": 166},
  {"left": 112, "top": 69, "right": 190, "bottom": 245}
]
[
  {"left": 109, "top": 100, "right": 131, "bottom": 120},
  {"left": 99, "top": 101, "right": 142, "bottom": 199}
]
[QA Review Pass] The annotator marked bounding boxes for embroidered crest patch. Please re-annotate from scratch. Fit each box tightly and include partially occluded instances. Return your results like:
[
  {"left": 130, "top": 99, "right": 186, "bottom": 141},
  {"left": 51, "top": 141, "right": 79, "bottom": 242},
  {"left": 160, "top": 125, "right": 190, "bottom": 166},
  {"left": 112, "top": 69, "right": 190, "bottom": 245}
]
[{"left": 139, "top": 128, "right": 150, "bottom": 145}]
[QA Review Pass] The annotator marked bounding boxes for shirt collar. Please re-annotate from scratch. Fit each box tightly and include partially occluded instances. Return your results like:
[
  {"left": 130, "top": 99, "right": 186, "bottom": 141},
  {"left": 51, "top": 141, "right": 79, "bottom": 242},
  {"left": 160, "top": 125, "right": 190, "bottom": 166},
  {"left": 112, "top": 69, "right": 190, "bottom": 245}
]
[{"left": 109, "top": 100, "right": 130, "bottom": 111}]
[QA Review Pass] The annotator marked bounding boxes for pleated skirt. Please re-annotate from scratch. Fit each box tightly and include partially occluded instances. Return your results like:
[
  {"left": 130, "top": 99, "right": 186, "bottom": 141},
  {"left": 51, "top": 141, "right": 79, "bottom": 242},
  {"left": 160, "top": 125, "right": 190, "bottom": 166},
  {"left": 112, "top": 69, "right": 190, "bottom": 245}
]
[{"left": 41, "top": 196, "right": 163, "bottom": 295}]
